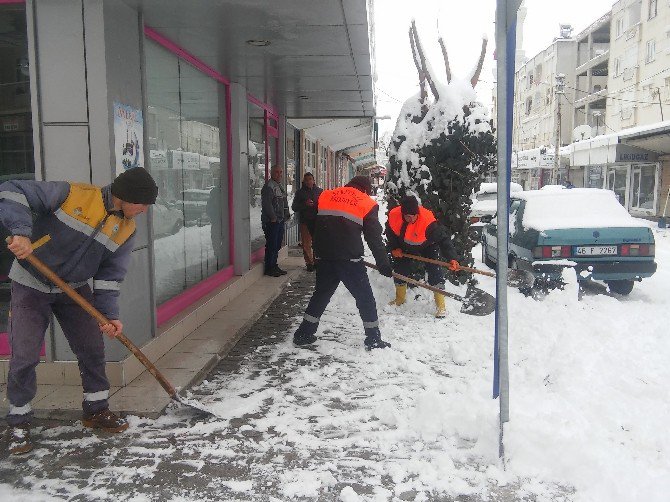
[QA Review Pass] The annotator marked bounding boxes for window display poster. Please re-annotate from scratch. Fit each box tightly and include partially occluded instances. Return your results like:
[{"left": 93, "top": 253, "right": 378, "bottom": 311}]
[{"left": 114, "top": 101, "right": 144, "bottom": 175}]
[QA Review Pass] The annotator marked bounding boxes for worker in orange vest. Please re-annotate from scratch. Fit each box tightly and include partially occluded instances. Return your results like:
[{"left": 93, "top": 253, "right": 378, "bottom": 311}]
[
  {"left": 292, "top": 176, "right": 394, "bottom": 350},
  {"left": 387, "top": 195, "right": 459, "bottom": 318}
]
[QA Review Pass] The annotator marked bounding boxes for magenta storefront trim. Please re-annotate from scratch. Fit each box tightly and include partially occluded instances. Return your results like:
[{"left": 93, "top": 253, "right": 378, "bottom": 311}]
[{"left": 156, "top": 265, "right": 235, "bottom": 326}]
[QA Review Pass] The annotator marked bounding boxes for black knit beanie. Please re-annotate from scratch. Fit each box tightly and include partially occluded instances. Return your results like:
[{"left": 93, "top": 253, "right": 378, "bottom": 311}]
[
  {"left": 400, "top": 195, "right": 419, "bottom": 215},
  {"left": 111, "top": 167, "right": 158, "bottom": 204},
  {"left": 346, "top": 175, "right": 372, "bottom": 195}
]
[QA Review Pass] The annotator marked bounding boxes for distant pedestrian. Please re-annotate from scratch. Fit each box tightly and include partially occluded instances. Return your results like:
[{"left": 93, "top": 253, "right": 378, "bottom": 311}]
[
  {"left": 261, "top": 165, "right": 290, "bottom": 277},
  {"left": 291, "top": 172, "right": 322, "bottom": 271},
  {"left": 0, "top": 167, "right": 158, "bottom": 455},
  {"left": 293, "top": 175, "right": 394, "bottom": 350},
  {"left": 387, "top": 195, "right": 459, "bottom": 318}
]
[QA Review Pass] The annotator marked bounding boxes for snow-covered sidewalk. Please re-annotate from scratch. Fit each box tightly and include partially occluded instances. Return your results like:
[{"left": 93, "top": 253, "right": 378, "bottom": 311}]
[{"left": 1, "top": 226, "right": 668, "bottom": 501}]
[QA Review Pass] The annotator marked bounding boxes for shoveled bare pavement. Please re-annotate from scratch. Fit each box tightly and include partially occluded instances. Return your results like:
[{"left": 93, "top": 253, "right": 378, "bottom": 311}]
[{"left": 0, "top": 262, "right": 571, "bottom": 501}]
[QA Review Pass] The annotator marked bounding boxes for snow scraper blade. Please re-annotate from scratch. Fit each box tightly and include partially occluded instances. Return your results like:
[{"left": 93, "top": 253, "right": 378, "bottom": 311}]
[{"left": 459, "top": 285, "right": 496, "bottom": 316}]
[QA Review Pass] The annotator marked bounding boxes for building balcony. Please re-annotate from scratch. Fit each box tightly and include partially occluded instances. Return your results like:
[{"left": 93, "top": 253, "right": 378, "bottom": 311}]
[
  {"left": 575, "top": 88, "right": 608, "bottom": 107},
  {"left": 576, "top": 49, "right": 609, "bottom": 75}
]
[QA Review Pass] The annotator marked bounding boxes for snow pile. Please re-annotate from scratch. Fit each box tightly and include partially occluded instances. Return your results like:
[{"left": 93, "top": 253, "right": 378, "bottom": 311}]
[
  {"left": 519, "top": 188, "right": 650, "bottom": 230},
  {"left": 2, "top": 206, "right": 668, "bottom": 501}
]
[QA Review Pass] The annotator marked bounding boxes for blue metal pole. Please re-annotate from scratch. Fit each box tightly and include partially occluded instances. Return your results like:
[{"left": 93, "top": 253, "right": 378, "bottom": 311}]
[{"left": 494, "top": 0, "right": 521, "bottom": 458}]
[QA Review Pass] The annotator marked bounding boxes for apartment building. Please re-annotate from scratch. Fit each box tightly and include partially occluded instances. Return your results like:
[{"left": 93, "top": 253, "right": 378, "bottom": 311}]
[
  {"left": 511, "top": 33, "right": 577, "bottom": 189},
  {"left": 573, "top": 0, "right": 670, "bottom": 217}
]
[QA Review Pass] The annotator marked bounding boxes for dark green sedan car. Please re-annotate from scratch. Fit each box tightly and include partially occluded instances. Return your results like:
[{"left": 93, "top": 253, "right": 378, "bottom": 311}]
[{"left": 480, "top": 188, "right": 657, "bottom": 295}]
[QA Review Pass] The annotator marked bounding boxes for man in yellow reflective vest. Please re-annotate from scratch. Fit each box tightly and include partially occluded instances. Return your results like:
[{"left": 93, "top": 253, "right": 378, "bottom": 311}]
[
  {"left": 292, "top": 176, "right": 394, "bottom": 350},
  {"left": 387, "top": 195, "right": 460, "bottom": 318}
]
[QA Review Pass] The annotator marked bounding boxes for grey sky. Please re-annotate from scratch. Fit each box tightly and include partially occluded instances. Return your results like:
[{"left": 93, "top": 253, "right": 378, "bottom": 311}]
[{"left": 374, "top": 0, "right": 615, "bottom": 136}]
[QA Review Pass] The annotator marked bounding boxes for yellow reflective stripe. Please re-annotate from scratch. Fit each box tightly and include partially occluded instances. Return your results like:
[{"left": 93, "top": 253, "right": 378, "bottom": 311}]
[{"left": 31, "top": 234, "right": 51, "bottom": 250}]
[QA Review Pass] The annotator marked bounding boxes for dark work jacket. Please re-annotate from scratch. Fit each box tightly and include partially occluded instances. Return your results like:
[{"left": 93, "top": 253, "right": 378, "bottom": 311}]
[
  {"left": 312, "top": 186, "right": 390, "bottom": 269},
  {"left": 386, "top": 212, "right": 459, "bottom": 262},
  {"left": 291, "top": 183, "right": 322, "bottom": 224}
]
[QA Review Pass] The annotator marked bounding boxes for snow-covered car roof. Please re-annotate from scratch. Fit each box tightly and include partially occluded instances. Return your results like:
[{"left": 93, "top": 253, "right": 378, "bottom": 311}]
[
  {"left": 512, "top": 188, "right": 648, "bottom": 230},
  {"left": 477, "top": 182, "right": 523, "bottom": 195}
]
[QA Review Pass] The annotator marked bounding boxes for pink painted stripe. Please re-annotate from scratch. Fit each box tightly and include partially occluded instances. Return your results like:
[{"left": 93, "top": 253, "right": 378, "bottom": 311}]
[
  {"left": 156, "top": 265, "right": 235, "bottom": 326},
  {"left": 0, "top": 332, "right": 45, "bottom": 357},
  {"left": 225, "top": 85, "right": 235, "bottom": 265},
  {"left": 144, "top": 26, "right": 230, "bottom": 85},
  {"left": 251, "top": 247, "right": 265, "bottom": 265},
  {"left": 247, "top": 93, "right": 279, "bottom": 118}
]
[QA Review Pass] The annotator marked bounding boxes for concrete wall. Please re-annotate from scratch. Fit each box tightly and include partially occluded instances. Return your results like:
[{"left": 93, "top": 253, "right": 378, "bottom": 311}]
[{"left": 30, "top": 0, "right": 153, "bottom": 361}]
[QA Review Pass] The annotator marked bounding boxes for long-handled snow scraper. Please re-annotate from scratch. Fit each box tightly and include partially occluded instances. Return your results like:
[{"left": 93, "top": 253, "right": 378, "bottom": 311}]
[
  {"left": 398, "top": 251, "right": 535, "bottom": 289},
  {"left": 363, "top": 261, "right": 495, "bottom": 316},
  {"left": 8, "top": 238, "right": 221, "bottom": 418}
]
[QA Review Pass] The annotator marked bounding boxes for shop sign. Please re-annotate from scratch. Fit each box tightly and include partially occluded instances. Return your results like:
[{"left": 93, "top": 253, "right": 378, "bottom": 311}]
[
  {"left": 114, "top": 101, "right": 144, "bottom": 175},
  {"left": 615, "top": 144, "right": 657, "bottom": 163}
]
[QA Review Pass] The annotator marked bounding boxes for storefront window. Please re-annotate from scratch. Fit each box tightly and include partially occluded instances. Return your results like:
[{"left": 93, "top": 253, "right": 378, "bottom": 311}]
[
  {"left": 586, "top": 165, "right": 605, "bottom": 189},
  {"left": 631, "top": 164, "right": 656, "bottom": 211},
  {"left": 0, "top": 4, "right": 31, "bottom": 345},
  {"left": 145, "top": 40, "right": 226, "bottom": 305},
  {"left": 248, "top": 104, "right": 266, "bottom": 253},
  {"left": 606, "top": 165, "right": 628, "bottom": 205},
  {"left": 285, "top": 124, "right": 297, "bottom": 196}
]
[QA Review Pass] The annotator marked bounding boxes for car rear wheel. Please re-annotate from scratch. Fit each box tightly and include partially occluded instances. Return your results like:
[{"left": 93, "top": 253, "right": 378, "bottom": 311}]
[{"left": 606, "top": 280, "right": 634, "bottom": 296}]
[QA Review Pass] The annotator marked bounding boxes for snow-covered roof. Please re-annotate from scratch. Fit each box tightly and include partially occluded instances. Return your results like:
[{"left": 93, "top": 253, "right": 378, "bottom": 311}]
[
  {"left": 514, "top": 188, "right": 648, "bottom": 230},
  {"left": 477, "top": 182, "right": 523, "bottom": 194}
]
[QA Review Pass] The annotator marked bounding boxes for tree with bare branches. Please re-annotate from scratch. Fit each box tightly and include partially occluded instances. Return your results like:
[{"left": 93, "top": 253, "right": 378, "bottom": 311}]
[{"left": 385, "top": 23, "right": 496, "bottom": 284}]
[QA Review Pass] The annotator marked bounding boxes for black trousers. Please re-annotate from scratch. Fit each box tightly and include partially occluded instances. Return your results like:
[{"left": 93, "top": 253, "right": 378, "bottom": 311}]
[
  {"left": 294, "top": 260, "right": 380, "bottom": 338},
  {"left": 393, "top": 244, "right": 445, "bottom": 287}
]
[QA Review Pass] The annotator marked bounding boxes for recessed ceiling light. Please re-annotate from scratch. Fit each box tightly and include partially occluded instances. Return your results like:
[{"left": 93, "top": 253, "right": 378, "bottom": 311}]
[
  {"left": 246, "top": 39, "right": 271, "bottom": 47},
  {"left": 299, "top": 95, "right": 309, "bottom": 100}
]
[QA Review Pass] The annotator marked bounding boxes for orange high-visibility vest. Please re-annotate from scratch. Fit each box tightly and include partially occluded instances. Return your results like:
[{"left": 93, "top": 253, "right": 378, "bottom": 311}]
[
  {"left": 388, "top": 205, "right": 437, "bottom": 245},
  {"left": 317, "top": 186, "right": 377, "bottom": 226}
]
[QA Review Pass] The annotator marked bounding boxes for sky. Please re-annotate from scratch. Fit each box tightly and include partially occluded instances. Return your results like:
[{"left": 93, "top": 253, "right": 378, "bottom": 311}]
[{"left": 374, "top": 0, "right": 616, "bottom": 137}]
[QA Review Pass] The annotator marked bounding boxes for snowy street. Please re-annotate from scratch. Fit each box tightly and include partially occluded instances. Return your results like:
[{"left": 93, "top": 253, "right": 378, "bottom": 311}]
[{"left": 1, "top": 217, "right": 668, "bottom": 501}]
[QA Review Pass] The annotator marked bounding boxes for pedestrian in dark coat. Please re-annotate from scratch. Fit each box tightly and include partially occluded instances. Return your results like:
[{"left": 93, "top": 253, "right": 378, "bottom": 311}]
[
  {"left": 291, "top": 172, "right": 322, "bottom": 271},
  {"left": 261, "top": 165, "right": 290, "bottom": 277},
  {"left": 0, "top": 167, "right": 158, "bottom": 455},
  {"left": 293, "top": 175, "right": 393, "bottom": 350},
  {"left": 386, "top": 195, "right": 460, "bottom": 318}
]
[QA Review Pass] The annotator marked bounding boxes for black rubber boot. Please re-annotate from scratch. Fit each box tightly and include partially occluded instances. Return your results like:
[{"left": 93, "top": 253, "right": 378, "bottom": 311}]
[{"left": 364, "top": 329, "right": 391, "bottom": 350}]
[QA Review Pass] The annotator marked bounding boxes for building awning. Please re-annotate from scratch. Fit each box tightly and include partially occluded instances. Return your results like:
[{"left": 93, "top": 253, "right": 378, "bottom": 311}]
[
  {"left": 617, "top": 121, "right": 670, "bottom": 154},
  {"left": 568, "top": 123, "right": 665, "bottom": 166},
  {"left": 342, "top": 145, "right": 376, "bottom": 171},
  {"left": 126, "top": 0, "right": 375, "bottom": 119},
  {"left": 289, "top": 118, "right": 374, "bottom": 153}
]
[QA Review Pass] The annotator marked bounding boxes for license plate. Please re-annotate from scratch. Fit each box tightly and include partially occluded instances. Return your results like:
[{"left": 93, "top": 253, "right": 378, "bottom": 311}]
[{"left": 575, "top": 246, "right": 618, "bottom": 256}]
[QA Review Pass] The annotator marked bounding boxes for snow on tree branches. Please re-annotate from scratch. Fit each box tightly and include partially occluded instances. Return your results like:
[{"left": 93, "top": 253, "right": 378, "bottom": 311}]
[{"left": 386, "top": 22, "right": 497, "bottom": 281}]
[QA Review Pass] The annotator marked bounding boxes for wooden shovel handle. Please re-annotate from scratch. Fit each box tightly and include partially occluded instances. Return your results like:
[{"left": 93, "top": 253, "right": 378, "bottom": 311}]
[
  {"left": 363, "top": 261, "right": 463, "bottom": 301},
  {"left": 401, "top": 252, "right": 496, "bottom": 278},
  {"left": 7, "top": 237, "right": 177, "bottom": 398}
]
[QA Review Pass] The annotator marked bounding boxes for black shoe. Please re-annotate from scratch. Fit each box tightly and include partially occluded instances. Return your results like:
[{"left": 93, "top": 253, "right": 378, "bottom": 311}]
[
  {"left": 306, "top": 263, "right": 315, "bottom": 272},
  {"left": 8, "top": 425, "right": 32, "bottom": 455},
  {"left": 293, "top": 332, "right": 317, "bottom": 346},
  {"left": 265, "top": 268, "right": 282, "bottom": 277},
  {"left": 364, "top": 337, "right": 391, "bottom": 350},
  {"left": 274, "top": 266, "right": 288, "bottom": 275}
]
